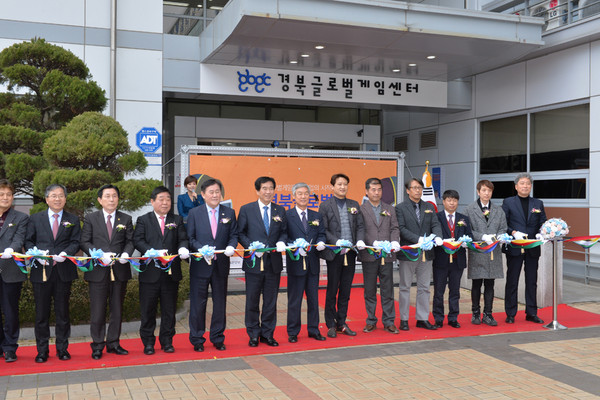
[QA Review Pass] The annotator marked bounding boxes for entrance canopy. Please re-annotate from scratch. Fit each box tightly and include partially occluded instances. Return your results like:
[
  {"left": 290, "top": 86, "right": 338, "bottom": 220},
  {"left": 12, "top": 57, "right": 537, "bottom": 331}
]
[{"left": 199, "top": 0, "right": 545, "bottom": 82}]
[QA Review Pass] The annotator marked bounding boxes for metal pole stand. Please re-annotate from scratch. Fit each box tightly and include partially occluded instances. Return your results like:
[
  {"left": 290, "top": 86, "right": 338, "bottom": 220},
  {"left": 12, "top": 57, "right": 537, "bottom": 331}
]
[{"left": 544, "top": 239, "right": 567, "bottom": 330}]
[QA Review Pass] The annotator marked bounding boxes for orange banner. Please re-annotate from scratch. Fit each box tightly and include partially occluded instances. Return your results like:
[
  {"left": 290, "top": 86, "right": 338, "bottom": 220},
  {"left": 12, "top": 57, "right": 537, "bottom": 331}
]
[{"left": 189, "top": 155, "right": 398, "bottom": 212}]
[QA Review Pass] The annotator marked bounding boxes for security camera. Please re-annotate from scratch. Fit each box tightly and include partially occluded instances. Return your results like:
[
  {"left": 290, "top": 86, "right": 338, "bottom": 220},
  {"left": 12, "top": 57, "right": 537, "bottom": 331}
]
[{"left": 356, "top": 129, "right": 363, "bottom": 137}]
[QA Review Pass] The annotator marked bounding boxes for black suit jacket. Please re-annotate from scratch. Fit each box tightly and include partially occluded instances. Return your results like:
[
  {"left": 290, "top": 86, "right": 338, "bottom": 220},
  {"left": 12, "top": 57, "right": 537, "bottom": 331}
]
[
  {"left": 285, "top": 208, "right": 326, "bottom": 276},
  {"left": 318, "top": 197, "right": 365, "bottom": 261},
  {"left": 501, "top": 195, "right": 547, "bottom": 257},
  {"left": 25, "top": 210, "right": 81, "bottom": 283},
  {"left": 432, "top": 211, "right": 473, "bottom": 270},
  {"left": 133, "top": 212, "right": 188, "bottom": 283},
  {"left": 80, "top": 210, "right": 135, "bottom": 282},
  {"left": 237, "top": 201, "right": 287, "bottom": 274},
  {"left": 187, "top": 205, "right": 238, "bottom": 279},
  {"left": 0, "top": 208, "right": 29, "bottom": 283}
]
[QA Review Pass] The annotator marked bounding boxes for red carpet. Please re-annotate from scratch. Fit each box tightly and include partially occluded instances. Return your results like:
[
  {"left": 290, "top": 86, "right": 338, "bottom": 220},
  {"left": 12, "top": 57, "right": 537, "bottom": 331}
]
[
  {"left": 237, "top": 274, "right": 365, "bottom": 288},
  {"left": 5, "top": 291, "right": 599, "bottom": 376}
]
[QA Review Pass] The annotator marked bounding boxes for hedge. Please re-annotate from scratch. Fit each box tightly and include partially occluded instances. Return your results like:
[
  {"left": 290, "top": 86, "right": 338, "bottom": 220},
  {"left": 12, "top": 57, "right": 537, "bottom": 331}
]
[{"left": 18, "top": 261, "right": 191, "bottom": 326}]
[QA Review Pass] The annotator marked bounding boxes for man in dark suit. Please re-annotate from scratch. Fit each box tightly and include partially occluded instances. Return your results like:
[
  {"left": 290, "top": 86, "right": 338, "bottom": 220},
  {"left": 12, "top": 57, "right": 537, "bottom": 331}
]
[
  {"left": 134, "top": 186, "right": 189, "bottom": 355},
  {"left": 80, "top": 184, "right": 134, "bottom": 359},
  {"left": 359, "top": 178, "right": 400, "bottom": 334},
  {"left": 432, "top": 190, "right": 473, "bottom": 328},
  {"left": 25, "top": 184, "right": 81, "bottom": 363},
  {"left": 319, "top": 173, "right": 365, "bottom": 338},
  {"left": 286, "top": 182, "right": 327, "bottom": 343},
  {"left": 502, "top": 173, "right": 547, "bottom": 324},
  {"left": 0, "top": 179, "right": 29, "bottom": 363},
  {"left": 187, "top": 178, "right": 238, "bottom": 352},
  {"left": 238, "top": 176, "right": 287, "bottom": 347},
  {"left": 396, "top": 178, "right": 443, "bottom": 331}
]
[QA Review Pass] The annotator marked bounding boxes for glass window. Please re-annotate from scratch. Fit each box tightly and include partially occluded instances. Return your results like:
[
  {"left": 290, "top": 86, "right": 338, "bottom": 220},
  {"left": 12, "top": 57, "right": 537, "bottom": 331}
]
[
  {"left": 486, "top": 181, "right": 515, "bottom": 199},
  {"left": 317, "top": 107, "right": 359, "bottom": 124},
  {"left": 530, "top": 104, "right": 589, "bottom": 171},
  {"left": 270, "top": 107, "right": 316, "bottom": 122},
  {"left": 533, "top": 179, "right": 586, "bottom": 199},
  {"left": 480, "top": 115, "right": 527, "bottom": 174},
  {"left": 221, "top": 105, "right": 265, "bottom": 120}
]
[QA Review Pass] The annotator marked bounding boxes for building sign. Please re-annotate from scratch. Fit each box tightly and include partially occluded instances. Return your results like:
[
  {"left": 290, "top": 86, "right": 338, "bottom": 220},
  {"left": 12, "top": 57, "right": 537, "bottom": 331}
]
[
  {"left": 136, "top": 127, "right": 162, "bottom": 166},
  {"left": 200, "top": 65, "right": 447, "bottom": 108}
]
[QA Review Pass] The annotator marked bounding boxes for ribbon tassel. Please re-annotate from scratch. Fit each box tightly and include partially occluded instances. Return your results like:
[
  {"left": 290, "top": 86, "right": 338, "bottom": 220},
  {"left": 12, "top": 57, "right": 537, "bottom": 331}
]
[
  {"left": 303, "top": 256, "right": 306, "bottom": 271},
  {"left": 260, "top": 257, "right": 264, "bottom": 272},
  {"left": 111, "top": 267, "right": 115, "bottom": 281},
  {"left": 344, "top": 253, "right": 348, "bottom": 266},
  {"left": 381, "top": 256, "right": 385, "bottom": 266},
  {"left": 490, "top": 252, "right": 494, "bottom": 261},
  {"left": 43, "top": 265, "right": 47, "bottom": 282}
]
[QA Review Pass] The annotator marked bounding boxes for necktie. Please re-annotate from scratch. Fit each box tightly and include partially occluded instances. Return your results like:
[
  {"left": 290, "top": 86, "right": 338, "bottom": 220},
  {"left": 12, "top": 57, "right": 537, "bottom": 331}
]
[
  {"left": 263, "top": 205, "right": 270, "bottom": 234},
  {"left": 52, "top": 213, "right": 59, "bottom": 239},
  {"left": 449, "top": 214, "right": 454, "bottom": 229},
  {"left": 210, "top": 209, "right": 218, "bottom": 238},
  {"left": 106, "top": 214, "right": 113, "bottom": 241},
  {"left": 415, "top": 203, "right": 420, "bottom": 223},
  {"left": 301, "top": 210, "right": 308, "bottom": 231},
  {"left": 160, "top": 215, "right": 165, "bottom": 235}
]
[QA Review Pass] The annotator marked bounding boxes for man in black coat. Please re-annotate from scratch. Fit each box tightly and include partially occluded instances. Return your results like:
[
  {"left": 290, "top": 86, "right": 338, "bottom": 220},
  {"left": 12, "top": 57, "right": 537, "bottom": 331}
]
[
  {"left": 25, "top": 184, "right": 81, "bottom": 363},
  {"left": 186, "top": 178, "right": 238, "bottom": 352},
  {"left": 134, "top": 186, "right": 189, "bottom": 355},
  {"left": 0, "top": 179, "right": 29, "bottom": 363},
  {"left": 285, "top": 183, "right": 327, "bottom": 343},
  {"left": 80, "top": 184, "right": 134, "bottom": 359},
  {"left": 432, "top": 190, "right": 473, "bottom": 328},
  {"left": 237, "top": 176, "right": 287, "bottom": 347}
]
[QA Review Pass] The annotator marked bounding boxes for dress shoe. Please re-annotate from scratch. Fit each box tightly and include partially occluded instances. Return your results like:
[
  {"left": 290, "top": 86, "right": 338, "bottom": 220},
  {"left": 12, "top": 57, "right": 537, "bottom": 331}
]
[
  {"left": 162, "top": 344, "right": 175, "bottom": 353},
  {"left": 214, "top": 343, "right": 226, "bottom": 351},
  {"left": 434, "top": 320, "right": 443, "bottom": 328},
  {"left": 288, "top": 335, "right": 298, "bottom": 343},
  {"left": 363, "top": 324, "right": 376, "bottom": 333},
  {"left": 471, "top": 313, "right": 481, "bottom": 325},
  {"left": 327, "top": 327, "right": 337, "bottom": 338},
  {"left": 526, "top": 314, "right": 544, "bottom": 324},
  {"left": 107, "top": 346, "right": 129, "bottom": 355},
  {"left": 4, "top": 351, "right": 17, "bottom": 363},
  {"left": 399, "top": 320, "right": 409, "bottom": 331},
  {"left": 448, "top": 321, "right": 461, "bottom": 328},
  {"left": 416, "top": 320, "right": 437, "bottom": 330},
  {"left": 248, "top": 337, "right": 259, "bottom": 347},
  {"left": 194, "top": 344, "right": 204, "bottom": 352},
  {"left": 91, "top": 350, "right": 102, "bottom": 360},
  {"left": 58, "top": 350, "right": 71, "bottom": 361},
  {"left": 143, "top": 345, "right": 155, "bottom": 355},
  {"left": 384, "top": 325, "right": 399, "bottom": 334},
  {"left": 35, "top": 353, "right": 48, "bottom": 363},
  {"left": 337, "top": 324, "right": 357, "bottom": 336},
  {"left": 308, "top": 332, "right": 326, "bottom": 341},
  {"left": 259, "top": 336, "right": 279, "bottom": 347},
  {"left": 505, "top": 316, "right": 515, "bottom": 324},
  {"left": 482, "top": 314, "right": 498, "bottom": 326}
]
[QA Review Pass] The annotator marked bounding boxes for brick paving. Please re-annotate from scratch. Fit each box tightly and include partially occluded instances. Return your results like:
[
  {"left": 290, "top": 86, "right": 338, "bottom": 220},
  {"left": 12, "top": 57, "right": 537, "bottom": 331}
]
[{"left": 2, "top": 275, "right": 600, "bottom": 399}]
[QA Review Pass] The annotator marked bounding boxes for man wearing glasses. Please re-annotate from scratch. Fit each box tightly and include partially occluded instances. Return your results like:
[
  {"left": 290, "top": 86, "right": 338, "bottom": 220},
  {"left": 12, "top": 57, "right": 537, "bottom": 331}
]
[{"left": 395, "top": 178, "right": 442, "bottom": 331}]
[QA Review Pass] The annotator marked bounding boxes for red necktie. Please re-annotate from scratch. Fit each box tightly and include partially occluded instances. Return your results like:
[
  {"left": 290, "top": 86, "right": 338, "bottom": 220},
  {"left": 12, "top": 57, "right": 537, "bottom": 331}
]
[
  {"left": 52, "top": 214, "right": 59, "bottom": 239},
  {"left": 160, "top": 216, "right": 165, "bottom": 235},
  {"left": 107, "top": 214, "right": 113, "bottom": 241}
]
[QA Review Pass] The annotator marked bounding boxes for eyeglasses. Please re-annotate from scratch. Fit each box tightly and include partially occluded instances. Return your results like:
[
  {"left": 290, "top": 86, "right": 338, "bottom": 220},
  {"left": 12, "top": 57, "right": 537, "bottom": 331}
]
[
  {"left": 408, "top": 186, "right": 423, "bottom": 191},
  {"left": 48, "top": 195, "right": 66, "bottom": 200}
]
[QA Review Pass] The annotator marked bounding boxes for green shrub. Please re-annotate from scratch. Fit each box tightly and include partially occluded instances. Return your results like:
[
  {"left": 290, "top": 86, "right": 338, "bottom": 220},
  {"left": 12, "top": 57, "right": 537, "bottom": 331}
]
[{"left": 19, "top": 263, "right": 191, "bottom": 326}]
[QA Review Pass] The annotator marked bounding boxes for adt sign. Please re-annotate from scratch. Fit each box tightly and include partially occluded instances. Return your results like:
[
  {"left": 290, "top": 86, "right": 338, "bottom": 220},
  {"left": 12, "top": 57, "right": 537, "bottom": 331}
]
[{"left": 136, "top": 127, "right": 161, "bottom": 153}]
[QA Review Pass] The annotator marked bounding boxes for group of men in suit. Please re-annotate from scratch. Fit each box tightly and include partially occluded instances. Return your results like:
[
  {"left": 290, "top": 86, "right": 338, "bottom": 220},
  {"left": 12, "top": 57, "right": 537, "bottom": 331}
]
[{"left": 0, "top": 171, "right": 547, "bottom": 363}]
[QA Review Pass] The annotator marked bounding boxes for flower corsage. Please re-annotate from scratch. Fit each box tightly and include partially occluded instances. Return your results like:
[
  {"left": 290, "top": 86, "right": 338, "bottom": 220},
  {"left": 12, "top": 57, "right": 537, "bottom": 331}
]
[
  {"left": 62, "top": 221, "right": 74, "bottom": 228},
  {"left": 272, "top": 215, "right": 282, "bottom": 222},
  {"left": 220, "top": 217, "right": 231, "bottom": 224},
  {"left": 531, "top": 208, "right": 541, "bottom": 214},
  {"left": 116, "top": 224, "right": 127, "bottom": 231},
  {"left": 456, "top": 220, "right": 466, "bottom": 227},
  {"left": 165, "top": 223, "right": 177, "bottom": 230},
  {"left": 380, "top": 210, "right": 391, "bottom": 217},
  {"left": 348, "top": 207, "right": 358, "bottom": 215},
  {"left": 308, "top": 220, "right": 319, "bottom": 226}
]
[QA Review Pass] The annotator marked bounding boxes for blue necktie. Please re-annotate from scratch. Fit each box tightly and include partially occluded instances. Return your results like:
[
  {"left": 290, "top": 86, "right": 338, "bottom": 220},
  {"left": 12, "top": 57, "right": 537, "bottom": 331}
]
[{"left": 263, "top": 205, "right": 270, "bottom": 234}]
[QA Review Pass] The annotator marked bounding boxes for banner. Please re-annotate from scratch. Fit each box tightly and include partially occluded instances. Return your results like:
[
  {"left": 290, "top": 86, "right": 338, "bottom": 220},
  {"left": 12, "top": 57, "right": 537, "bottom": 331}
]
[{"left": 189, "top": 155, "right": 398, "bottom": 211}]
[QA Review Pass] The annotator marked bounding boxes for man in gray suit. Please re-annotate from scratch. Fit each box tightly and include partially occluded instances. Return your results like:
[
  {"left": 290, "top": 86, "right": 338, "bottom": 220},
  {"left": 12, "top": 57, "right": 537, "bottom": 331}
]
[
  {"left": 0, "top": 179, "right": 29, "bottom": 363},
  {"left": 319, "top": 173, "right": 366, "bottom": 338},
  {"left": 359, "top": 178, "right": 401, "bottom": 334},
  {"left": 395, "top": 178, "right": 443, "bottom": 331}
]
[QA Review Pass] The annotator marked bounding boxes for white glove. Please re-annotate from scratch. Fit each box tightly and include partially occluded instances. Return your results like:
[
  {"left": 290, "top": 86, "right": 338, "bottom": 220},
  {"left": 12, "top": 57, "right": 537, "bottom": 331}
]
[
  {"left": 316, "top": 241, "right": 326, "bottom": 251},
  {"left": 276, "top": 241, "right": 286, "bottom": 253},
  {"left": 52, "top": 251, "right": 67, "bottom": 263},
  {"left": 356, "top": 240, "right": 366, "bottom": 250},
  {"left": 1, "top": 248, "right": 13, "bottom": 259},
  {"left": 100, "top": 254, "right": 113, "bottom": 265},
  {"left": 535, "top": 233, "right": 543, "bottom": 241},
  {"left": 417, "top": 236, "right": 424, "bottom": 244},
  {"left": 434, "top": 237, "right": 443, "bottom": 246},
  {"left": 178, "top": 247, "right": 190, "bottom": 260},
  {"left": 224, "top": 246, "right": 235, "bottom": 257},
  {"left": 391, "top": 241, "right": 401, "bottom": 252},
  {"left": 481, "top": 234, "right": 494, "bottom": 245},
  {"left": 513, "top": 231, "right": 526, "bottom": 240}
]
